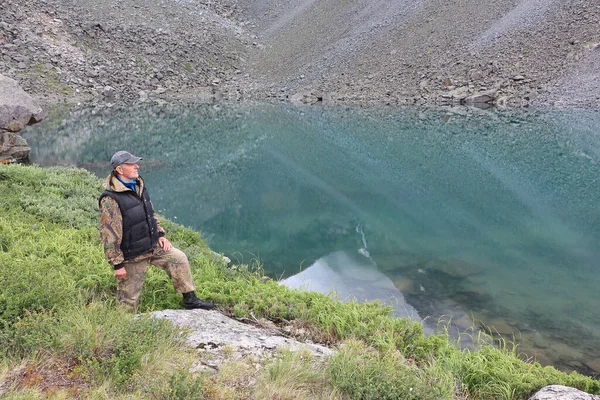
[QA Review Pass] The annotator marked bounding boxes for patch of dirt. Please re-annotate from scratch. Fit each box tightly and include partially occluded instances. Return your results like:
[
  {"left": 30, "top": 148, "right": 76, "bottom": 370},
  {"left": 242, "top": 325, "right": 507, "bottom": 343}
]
[{"left": 1, "top": 359, "right": 88, "bottom": 398}]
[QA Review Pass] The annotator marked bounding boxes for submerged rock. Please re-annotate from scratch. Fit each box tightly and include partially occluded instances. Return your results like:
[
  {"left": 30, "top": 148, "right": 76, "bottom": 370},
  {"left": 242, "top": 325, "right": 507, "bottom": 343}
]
[{"left": 422, "top": 258, "right": 484, "bottom": 278}]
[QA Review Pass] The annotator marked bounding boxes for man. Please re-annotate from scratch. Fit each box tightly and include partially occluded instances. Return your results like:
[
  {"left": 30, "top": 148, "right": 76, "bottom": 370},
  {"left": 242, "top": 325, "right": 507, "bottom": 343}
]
[{"left": 99, "top": 150, "right": 214, "bottom": 310}]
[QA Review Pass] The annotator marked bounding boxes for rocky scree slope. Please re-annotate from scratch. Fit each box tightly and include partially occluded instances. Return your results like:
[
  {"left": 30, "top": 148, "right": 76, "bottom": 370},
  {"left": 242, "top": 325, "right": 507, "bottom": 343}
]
[
  {"left": 0, "top": 0, "right": 254, "bottom": 106},
  {"left": 239, "top": 0, "right": 600, "bottom": 107},
  {"left": 1, "top": 0, "right": 599, "bottom": 107}
]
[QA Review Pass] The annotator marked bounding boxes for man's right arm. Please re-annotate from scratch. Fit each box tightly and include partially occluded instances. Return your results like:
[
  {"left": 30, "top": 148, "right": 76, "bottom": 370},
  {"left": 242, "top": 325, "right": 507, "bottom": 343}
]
[{"left": 99, "top": 196, "right": 125, "bottom": 268}]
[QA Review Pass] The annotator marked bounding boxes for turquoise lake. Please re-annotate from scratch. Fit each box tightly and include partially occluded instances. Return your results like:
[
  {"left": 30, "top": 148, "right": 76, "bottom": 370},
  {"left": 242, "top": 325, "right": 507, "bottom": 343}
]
[{"left": 22, "top": 103, "right": 600, "bottom": 375}]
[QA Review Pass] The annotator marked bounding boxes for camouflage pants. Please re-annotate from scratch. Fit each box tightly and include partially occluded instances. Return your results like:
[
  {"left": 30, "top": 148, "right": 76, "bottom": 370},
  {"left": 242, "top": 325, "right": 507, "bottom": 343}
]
[{"left": 117, "top": 247, "right": 196, "bottom": 308}]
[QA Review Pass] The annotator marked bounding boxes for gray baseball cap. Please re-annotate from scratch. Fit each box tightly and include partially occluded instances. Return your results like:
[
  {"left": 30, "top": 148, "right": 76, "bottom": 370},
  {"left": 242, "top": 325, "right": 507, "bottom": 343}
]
[{"left": 110, "top": 151, "right": 142, "bottom": 168}]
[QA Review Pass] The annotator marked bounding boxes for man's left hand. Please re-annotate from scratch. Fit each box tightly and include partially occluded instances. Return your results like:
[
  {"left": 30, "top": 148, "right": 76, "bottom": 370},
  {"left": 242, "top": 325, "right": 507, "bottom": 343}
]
[{"left": 158, "top": 236, "right": 173, "bottom": 251}]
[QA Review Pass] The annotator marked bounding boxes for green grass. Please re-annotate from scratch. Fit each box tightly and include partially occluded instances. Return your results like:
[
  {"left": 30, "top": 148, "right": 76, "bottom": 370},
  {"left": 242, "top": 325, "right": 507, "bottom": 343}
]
[
  {"left": 254, "top": 349, "right": 334, "bottom": 399},
  {"left": 329, "top": 340, "right": 454, "bottom": 400},
  {"left": 1, "top": 164, "right": 599, "bottom": 399}
]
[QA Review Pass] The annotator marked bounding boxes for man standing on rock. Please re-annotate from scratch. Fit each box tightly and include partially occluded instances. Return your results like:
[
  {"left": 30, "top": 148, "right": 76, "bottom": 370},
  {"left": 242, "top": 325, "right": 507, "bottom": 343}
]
[{"left": 99, "top": 150, "right": 214, "bottom": 311}]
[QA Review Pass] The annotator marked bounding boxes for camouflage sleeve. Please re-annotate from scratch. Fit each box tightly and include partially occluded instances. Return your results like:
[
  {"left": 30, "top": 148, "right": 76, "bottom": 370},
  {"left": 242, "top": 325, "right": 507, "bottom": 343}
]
[{"left": 99, "top": 196, "right": 125, "bottom": 268}]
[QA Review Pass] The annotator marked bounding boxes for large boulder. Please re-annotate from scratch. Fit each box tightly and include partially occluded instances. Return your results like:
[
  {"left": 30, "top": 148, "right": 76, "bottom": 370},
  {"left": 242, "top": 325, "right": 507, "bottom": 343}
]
[
  {"left": 528, "top": 385, "right": 600, "bottom": 400},
  {"left": 0, "top": 75, "right": 44, "bottom": 132},
  {"left": 0, "top": 131, "right": 30, "bottom": 162},
  {"left": 0, "top": 75, "right": 44, "bottom": 162}
]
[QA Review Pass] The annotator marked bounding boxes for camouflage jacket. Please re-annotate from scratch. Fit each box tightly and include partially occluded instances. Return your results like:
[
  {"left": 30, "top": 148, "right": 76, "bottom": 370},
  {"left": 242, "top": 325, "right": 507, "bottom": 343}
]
[{"left": 99, "top": 173, "right": 165, "bottom": 268}]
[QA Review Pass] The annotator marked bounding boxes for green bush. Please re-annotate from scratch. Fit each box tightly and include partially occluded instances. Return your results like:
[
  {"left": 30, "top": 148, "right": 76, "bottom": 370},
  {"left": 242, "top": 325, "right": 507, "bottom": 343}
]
[
  {"left": 2, "top": 296, "right": 190, "bottom": 390},
  {"left": 0, "top": 218, "right": 111, "bottom": 326},
  {"left": 0, "top": 165, "right": 101, "bottom": 228},
  {"left": 150, "top": 369, "right": 206, "bottom": 399}
]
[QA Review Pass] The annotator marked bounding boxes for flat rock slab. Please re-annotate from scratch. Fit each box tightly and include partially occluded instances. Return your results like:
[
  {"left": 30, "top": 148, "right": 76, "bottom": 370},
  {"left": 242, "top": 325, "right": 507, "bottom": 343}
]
[{"left": 149, "top": 309, "right": 332, "bottom": 356}]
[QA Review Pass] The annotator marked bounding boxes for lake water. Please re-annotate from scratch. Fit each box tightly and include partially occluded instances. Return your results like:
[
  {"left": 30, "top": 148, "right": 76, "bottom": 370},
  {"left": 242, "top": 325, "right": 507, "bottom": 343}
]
[{"left": 22, "top": 103, "right": 600, "bottom": 375}]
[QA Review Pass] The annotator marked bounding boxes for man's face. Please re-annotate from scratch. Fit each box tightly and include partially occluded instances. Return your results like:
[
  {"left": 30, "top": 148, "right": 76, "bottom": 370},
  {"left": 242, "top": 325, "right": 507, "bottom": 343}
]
[{"left": 116, "top": 162, "right": 139, "bottom": 181}]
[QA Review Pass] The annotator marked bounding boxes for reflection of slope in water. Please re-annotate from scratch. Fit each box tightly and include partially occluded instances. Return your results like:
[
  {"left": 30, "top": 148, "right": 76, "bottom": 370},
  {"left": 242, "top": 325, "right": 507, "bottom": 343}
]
[{"left": 281, "top": 250, "right": 423, "bottom": 322}]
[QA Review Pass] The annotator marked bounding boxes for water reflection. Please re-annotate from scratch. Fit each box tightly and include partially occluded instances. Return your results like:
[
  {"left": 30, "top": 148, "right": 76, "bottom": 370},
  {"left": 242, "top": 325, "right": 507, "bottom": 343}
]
[
  {"left": 22, "top": 103, "right": 600, "bottom": 375},
  {"left": 282, "top": 250, "right": 424, "bottom": 323}
]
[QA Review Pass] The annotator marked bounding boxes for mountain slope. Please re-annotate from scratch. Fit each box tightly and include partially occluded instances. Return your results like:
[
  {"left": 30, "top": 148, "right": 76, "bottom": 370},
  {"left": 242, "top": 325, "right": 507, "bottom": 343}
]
[
  {"left": 1, "top": 0, "right": 598, "bottom": 107},
  {"left": 240, "top": 0, "right": 600, "bottom": 107}
]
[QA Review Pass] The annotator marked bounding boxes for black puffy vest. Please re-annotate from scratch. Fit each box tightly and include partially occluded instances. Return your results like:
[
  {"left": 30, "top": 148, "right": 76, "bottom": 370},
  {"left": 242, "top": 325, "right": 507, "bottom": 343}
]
[{"left": 99, "top": 185, "right": 159, "bottom": 260}]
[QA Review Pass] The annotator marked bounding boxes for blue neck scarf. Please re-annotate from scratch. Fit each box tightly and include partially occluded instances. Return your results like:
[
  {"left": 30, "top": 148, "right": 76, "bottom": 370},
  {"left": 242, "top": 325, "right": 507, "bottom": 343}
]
[{"left": 117, "top": 176, "right": 138, "bottom": 193}]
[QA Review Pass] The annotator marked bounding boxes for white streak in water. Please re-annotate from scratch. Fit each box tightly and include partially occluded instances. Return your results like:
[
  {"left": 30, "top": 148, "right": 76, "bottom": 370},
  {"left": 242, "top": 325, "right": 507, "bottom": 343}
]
[{"left": 356, "top": 223, "right": 371, "bottom": 259}]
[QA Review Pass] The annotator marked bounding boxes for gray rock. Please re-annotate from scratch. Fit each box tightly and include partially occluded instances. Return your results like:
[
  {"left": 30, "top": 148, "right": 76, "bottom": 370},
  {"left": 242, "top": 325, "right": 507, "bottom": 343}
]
[
  {"left": 149, "top": 309, "right": 332, "bottom": 357},
  {"left": 85, "top": 68, "right": 99, "bottom": 78},
  {"left": 289, "top": 92, "right": 306, "bottom": 103},
  {"left": 528, "top": 385, "right": 600, "bottom": 400},
  {"left": 0, "top": 74, "right": 44, "bottom": 132},
  {"left": 442, "top": 86, "right": 470, "bottom": 102},
  {"left": 290, "top": 91, "right": 320, "bottom": 104},
  {"left": 0, "top": 131, "right": 30, "bottom": 162},
  {"left": 470, "top": 70, "right": 484, "bottom": 80},
  {"left": 101, "top": 85, "right": 115, "bottom": 99},
  {"left": 465, "top": 89, "right": 496, "bottom": 104},
  {"left": 152, "top": 86, "right": 167, "bottom": 95}
]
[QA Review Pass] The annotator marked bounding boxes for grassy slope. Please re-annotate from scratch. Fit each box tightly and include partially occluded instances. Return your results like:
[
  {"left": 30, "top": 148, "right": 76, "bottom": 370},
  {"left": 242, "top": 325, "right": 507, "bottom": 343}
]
[{"left": 0, "top": 164, "right": 598, "bottom": 399}]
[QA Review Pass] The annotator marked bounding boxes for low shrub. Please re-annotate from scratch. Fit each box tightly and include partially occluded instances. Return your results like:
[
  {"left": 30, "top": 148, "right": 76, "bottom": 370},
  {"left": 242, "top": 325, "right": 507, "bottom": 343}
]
[
  {"left": 149, "top": 368, "right": 206, "bottom": 400},
  {"left": 2, "top": 296, "right": 195, "bottom": 394}
]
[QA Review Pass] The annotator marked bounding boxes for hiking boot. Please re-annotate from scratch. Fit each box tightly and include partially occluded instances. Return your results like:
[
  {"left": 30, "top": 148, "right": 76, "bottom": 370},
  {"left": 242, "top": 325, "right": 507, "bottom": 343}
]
[{"left": 182, "top": 291, "right": 215, "bottom": 310}]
